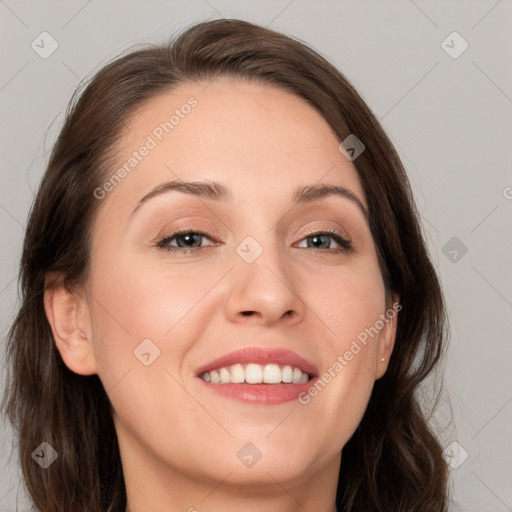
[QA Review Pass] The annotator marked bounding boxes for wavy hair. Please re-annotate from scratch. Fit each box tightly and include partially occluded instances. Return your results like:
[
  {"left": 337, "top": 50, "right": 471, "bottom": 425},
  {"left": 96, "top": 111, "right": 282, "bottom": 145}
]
[{"left": 3, "top": 19, "right": 448, "bottom": 511}]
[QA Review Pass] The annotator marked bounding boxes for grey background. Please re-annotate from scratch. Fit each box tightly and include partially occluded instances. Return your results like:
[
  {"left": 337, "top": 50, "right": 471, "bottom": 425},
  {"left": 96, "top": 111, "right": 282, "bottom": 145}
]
[{"left": 1, "top": 1, "right": 511, "bottom": 510}]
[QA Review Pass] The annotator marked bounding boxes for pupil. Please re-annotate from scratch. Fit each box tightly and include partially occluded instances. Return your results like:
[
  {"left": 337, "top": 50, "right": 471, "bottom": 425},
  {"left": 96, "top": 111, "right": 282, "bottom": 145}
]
[
  {"left": 179, "top": 234, "right": 201, "bottom": 247},
  {"left": 310, "top": 235, "right": 329, "bottom": 249}
]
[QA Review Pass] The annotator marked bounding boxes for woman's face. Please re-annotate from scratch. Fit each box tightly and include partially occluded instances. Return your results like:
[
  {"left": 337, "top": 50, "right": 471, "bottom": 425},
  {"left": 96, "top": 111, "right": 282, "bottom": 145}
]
[{"left": 75, "top": 79, "right": 396, "bottom": 491}]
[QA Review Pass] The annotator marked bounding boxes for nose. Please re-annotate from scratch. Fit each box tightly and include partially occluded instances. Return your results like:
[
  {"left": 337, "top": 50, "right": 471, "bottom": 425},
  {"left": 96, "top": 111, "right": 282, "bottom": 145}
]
[{"left": 224, "top": 238, "right": 305, "bottom": 327}]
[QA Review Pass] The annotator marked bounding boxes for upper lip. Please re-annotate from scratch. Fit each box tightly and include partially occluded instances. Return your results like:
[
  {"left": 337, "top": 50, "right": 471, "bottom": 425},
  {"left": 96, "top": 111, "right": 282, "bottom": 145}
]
[{"left": 195, "top": 346, "right": 319, "bottom": 378}]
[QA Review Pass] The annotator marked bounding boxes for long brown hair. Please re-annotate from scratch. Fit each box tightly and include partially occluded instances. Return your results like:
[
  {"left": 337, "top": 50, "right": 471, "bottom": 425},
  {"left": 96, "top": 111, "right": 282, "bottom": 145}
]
[{"left": 2, "top": 19, "right": 448, "bottom": 511}]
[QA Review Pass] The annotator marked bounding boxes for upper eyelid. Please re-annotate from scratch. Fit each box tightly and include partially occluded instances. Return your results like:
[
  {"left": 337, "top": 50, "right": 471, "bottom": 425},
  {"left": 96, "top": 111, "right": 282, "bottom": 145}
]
[{"left": 296, "top": 225, "right": 350, "bottom": 240}]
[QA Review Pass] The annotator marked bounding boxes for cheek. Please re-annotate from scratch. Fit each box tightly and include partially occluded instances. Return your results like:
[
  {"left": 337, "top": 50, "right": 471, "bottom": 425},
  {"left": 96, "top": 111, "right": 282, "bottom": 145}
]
[
  {"left": 298, "top": 257, "right": 386, "bottom": 430},
  {"left": 86, "top": 256, "right": 218, "bottom": 451},
  {"left": 305, "top": 256, "right": 386, "bottom": 349},
  {"left": 86, "top": 252, "right": 224, "bottom": 378}
]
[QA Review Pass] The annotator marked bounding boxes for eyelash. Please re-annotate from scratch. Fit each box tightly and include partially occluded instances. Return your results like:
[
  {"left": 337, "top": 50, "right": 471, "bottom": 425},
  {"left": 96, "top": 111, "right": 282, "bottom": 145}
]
[{"left": 155, "top": 226, "right": 352, "bottom": 255}]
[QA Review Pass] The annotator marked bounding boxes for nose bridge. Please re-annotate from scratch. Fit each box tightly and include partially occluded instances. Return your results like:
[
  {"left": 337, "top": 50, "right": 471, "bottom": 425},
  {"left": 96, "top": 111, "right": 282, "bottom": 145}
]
[
  {"left": 225, "top": 230, "right": 303, "bottom": 325},
  {"left": 235, "top": 232, "right": 285, "bottom": 285}
]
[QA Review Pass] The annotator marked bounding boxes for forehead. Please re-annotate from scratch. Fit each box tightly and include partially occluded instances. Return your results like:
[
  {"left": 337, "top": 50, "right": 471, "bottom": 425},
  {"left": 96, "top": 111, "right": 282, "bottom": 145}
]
[{"left": 100, "top": 78, "right": 366, "bottom": 218}]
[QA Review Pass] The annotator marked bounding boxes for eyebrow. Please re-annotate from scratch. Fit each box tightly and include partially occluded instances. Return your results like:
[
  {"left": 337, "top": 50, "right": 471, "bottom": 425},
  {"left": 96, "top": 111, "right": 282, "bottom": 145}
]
[{"left": 131, "top": 180, "right": 369, "bottom": 220}]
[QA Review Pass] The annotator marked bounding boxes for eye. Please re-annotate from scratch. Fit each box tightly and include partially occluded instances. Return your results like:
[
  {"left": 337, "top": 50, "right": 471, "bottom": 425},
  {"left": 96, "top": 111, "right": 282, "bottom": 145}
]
[
  {"left": 155, "top": 227, "right": 352, "bottom": 255},
  {"left": 296, "top": 228, "right": 352, "bottom": 253},
  {"left": 156, "top": 228, "right": 217, "bottom": 254}
]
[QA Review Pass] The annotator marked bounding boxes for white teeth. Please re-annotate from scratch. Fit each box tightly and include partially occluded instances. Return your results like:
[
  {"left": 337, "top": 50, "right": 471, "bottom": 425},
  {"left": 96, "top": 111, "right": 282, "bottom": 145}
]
[
  {"left": 292, "top": 367, "right": 303, "bottom": 384},
  {"left": 230, "top": 363, "right": 245, "bottom": 383},
  {"left": 219, "top": 367, "right": 231, "bottom": 383},
  {"left": 263, "top": 364, "right": 282, "bottom": 384},
  {"left": 282, "top": 365, "right": 293, "bottom": 383},
  {"left": 293, "top": 368, "right": 310, "bottom": 383},
  {"left": 245, "top": 363, "right": 263, "bottom": 384},
  {"left": 200, "top": 363, "right": 311, "bottom": 384}
]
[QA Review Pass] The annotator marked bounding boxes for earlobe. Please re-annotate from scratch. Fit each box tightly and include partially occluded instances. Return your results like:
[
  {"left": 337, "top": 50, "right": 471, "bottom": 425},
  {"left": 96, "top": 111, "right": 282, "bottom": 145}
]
[
  {"left": 43, "top": 274, "right": 97, "bottom": 376},
  {"left": 375, "top": 295, "right": 400, "bottom": 380}
]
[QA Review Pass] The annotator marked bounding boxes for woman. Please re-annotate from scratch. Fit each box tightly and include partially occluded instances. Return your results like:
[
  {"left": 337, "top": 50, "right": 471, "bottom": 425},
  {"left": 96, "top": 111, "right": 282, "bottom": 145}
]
[{"left": 3, "top": 19, "right": 448, "bottom": 511}]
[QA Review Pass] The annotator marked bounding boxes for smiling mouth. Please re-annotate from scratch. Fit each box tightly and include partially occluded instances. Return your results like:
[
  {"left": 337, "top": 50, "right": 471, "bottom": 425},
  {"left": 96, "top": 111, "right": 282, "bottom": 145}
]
[{"left": 200, "top": 363, "right": 311, "bottom": 384}]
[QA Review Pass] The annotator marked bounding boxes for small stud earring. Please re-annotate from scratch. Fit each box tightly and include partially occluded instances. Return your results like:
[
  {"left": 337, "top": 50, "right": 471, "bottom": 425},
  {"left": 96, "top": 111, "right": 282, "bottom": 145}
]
[{"left": 381, "top": 358, "right": 385, "bottom": 362}]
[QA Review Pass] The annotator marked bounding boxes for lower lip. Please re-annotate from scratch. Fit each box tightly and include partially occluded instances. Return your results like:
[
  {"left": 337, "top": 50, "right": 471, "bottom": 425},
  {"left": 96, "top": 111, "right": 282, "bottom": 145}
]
[{"left": 197, "top": 377, "right": 317, "bottom": 404}]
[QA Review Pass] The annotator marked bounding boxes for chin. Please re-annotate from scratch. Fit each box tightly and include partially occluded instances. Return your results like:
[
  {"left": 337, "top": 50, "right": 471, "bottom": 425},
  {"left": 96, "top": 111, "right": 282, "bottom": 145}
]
[{"left": 189, "top": 435, "right": 330, "bottom": 487}]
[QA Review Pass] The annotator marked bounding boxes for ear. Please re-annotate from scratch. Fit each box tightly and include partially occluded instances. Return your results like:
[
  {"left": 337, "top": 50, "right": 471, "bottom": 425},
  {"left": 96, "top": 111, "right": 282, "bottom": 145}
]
[
  {"left": 375, "top": 294, "right": 400, "bottom": 380},
  {"left": 43, "top": 272, "right": 97, "bottom": 376}
]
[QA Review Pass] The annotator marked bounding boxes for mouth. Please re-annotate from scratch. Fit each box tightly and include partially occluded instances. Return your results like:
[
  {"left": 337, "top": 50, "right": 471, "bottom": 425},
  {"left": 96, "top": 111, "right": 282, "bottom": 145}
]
[{"left": 195, "top": 347, "right": 318, "bottom": 404}]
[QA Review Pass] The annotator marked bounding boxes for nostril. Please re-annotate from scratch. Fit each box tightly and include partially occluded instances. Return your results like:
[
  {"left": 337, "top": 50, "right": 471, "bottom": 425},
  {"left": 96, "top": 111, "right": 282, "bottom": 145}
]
[{"left": 241, "top": 311, "right": 255, "bottom": 316}]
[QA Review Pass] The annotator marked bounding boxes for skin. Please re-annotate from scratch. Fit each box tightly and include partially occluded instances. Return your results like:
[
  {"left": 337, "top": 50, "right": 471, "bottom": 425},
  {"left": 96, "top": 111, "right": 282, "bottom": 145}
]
[{"left": 44, "top": 78, "right": 397, "bottom": 512}]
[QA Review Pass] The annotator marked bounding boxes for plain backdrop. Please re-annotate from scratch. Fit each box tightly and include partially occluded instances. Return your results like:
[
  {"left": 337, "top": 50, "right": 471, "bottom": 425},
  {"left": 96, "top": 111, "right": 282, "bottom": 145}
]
[{"left": 1, "top": 1, "right": 511, "bottom": 511}]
